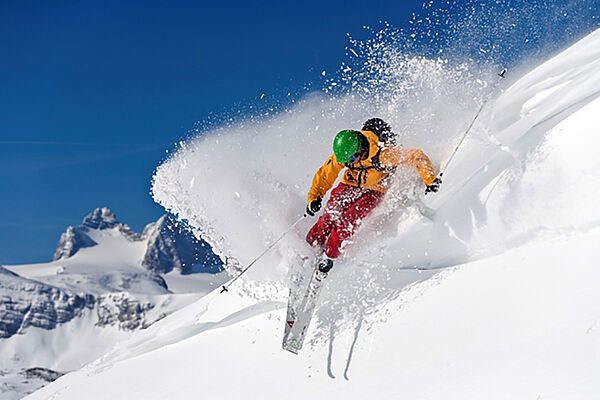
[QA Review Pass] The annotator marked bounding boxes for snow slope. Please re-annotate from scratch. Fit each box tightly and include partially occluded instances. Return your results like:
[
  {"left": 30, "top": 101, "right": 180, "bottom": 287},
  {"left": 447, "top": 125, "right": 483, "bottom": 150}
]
[
  {"left": 27, "top": 28, "right": 600, "bottom": 399},
  {"left": 24, "top": 230, "right": 600, "bottom": 399}
]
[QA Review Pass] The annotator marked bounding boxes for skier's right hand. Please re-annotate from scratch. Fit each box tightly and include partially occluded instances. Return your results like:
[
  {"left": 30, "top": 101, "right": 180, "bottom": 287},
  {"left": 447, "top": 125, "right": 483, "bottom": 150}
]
[{"left": 305, "top": 197, "right": 322, "bottom": 217}]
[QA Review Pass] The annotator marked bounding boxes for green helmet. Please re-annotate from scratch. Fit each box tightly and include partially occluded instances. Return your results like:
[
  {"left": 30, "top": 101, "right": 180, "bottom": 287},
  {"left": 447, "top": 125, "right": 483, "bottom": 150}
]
[{"left": 333, "top": 130, "right": 360, "bottom": 163}]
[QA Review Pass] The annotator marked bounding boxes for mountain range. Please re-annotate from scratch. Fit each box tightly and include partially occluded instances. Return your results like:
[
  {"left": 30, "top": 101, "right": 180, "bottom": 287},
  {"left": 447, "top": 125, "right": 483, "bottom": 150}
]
[{"left": 0, "top": 208, "right": 226, "bottom": 399}]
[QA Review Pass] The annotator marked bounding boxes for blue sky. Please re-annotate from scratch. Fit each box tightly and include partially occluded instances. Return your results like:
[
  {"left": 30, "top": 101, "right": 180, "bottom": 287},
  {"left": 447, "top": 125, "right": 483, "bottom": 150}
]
[{"left": 0, "top": 0, "right": 431, "bottom": 264}]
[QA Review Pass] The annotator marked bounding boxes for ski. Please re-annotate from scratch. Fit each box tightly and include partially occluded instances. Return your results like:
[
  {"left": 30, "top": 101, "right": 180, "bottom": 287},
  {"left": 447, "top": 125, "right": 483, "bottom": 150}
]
[
  {"left": 282, "top": 265, "right": 327, "bottom": 354},
  {"left": 282, "top": 255, "right": 313, "bottom": 346},
  {"left": 283, "top": 265, "right": 304, "bottom": 342}
]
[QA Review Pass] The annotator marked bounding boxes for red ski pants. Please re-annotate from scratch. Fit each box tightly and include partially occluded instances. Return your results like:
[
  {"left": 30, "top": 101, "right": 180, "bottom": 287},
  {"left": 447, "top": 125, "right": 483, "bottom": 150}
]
[{"left": 306, "top": 183, "right": 384, "bottom": 259}]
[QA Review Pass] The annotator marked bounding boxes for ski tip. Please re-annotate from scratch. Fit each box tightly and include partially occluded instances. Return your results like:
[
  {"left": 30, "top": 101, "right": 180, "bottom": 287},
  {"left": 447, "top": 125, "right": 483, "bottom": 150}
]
[
  {"left": 282, "top": 339, "right": 301, "bottom": 355},
  {"left": 282, "top": 346, "right": 299, "bottom": 355}
]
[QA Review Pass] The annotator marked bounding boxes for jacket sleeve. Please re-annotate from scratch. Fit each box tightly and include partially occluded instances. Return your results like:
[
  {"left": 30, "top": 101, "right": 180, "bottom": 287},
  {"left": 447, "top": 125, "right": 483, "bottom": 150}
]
[
  {"left": 380, "top": 147, "right": 437, "bottom": 186},
  {"left": 307, "top": 154, "right": 344, "bottom": 203}
]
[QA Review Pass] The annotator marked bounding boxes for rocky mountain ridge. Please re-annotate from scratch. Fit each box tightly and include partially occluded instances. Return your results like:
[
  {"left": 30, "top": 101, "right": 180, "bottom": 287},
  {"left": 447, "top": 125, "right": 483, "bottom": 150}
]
[
  {"left": 53, "top": 207, "right": 221, "bottom": 274},
  {"left": 0, "top": 266, "right": 94, "bottom": 339}
]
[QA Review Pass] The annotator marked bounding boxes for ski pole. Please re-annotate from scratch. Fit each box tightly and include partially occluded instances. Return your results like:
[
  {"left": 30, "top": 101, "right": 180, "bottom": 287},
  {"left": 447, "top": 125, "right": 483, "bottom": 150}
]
[
  {"left": 220, "top": 214, "right": 307, "bottom": 293},
  {"left": 438, "top": 68, "right": 507, "bottom": 178}
]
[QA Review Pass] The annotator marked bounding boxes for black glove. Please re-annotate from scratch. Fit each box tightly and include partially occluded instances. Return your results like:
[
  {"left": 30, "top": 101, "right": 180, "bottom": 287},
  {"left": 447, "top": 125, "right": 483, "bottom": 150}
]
[
  {"left": 305, "top": 197, "right": 322, "bottom": 216},
  {"left": 425, "top": 177, "right": 442, "bottom": 194}
]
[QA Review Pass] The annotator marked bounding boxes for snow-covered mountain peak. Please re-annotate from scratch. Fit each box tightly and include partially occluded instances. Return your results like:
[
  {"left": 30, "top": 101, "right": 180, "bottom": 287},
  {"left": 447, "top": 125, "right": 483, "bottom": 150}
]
[
  {"left": 53, "top": 207, "right": 126, "bottom": 261},
  {"left": 50, "top": 207, "right": 223, "bottom": 277},
  {"left": 53, "top": 226, "right": 97, "bottom": 261},
  {"left": 81, "top": 207, "right": 119, "bottom": 230},
  {"left": 142, "top": 214, "right": 222, "bottom": 274}
]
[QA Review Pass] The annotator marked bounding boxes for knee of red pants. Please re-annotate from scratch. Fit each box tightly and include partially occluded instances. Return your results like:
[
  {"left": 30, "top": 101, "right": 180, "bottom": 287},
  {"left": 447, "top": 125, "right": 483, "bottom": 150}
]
[
  {"left": 323, "top": 192, "right": 383, "bottom": 258},
  {"left": 305, "top": 203, "right": 338, "bottom": 247},
  {"left": 306, "top": 218, "right": 327, "bottom": 247},
  {"left": 324, "top": 227, "right": 345, "bottom": 258}
]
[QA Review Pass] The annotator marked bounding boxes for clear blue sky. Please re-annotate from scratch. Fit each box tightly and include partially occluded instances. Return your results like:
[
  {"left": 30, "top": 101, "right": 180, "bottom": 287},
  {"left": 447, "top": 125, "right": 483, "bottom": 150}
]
[
  {"left": 0, "top": 0, "right": 431, "bottom": 264},
  {"left": 0, "top": 0, "right": 596, "bottom": 264}
]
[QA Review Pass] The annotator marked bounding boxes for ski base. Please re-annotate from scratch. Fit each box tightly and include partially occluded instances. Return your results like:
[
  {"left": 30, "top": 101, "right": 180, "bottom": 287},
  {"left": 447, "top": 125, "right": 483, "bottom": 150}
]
[{"left": 282, "top": 267, "right": 327, "bottom": 354}]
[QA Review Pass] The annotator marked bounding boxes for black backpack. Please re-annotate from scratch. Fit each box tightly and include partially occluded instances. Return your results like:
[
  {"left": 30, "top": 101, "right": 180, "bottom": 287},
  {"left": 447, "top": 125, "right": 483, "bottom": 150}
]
[{"left": 362, "top": 118, "right": 396, "bottom": 144}]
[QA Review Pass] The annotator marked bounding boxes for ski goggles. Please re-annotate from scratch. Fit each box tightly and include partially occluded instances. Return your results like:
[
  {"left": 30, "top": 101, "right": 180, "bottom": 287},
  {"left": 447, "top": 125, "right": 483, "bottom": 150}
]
[{"left": 349, "top": 152, "right": 362, "bottom": 163}]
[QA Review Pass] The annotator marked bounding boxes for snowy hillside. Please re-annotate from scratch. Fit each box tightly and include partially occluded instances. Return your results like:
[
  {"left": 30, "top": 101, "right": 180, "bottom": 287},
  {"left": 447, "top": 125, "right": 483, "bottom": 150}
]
[
  {"left": 23, "top": 229, "right": 600, "bottom": 399},
  {"left": 0, "top": 208, "right": 225, "bottom": 399},
  {"left": 26, "top": 28, "right": 600, "bottom": 399}
]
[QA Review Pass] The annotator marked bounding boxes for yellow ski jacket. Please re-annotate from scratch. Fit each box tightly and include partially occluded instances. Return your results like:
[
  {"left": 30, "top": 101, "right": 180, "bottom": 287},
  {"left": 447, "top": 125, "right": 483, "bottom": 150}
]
[{"left": 307, "top": 130, "right": 437, "bottom": 203}]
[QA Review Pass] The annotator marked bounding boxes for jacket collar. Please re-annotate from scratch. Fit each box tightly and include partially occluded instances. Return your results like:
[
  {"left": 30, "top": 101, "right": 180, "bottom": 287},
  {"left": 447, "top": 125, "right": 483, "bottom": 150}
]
[{"left": 358, "top": 130, "right": 381, "bottom": 160}]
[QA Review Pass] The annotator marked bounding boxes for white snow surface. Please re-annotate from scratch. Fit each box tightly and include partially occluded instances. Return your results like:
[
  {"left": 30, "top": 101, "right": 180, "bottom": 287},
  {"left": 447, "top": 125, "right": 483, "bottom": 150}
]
[{"left": 27, "top": 29, "right": 600, "bottom": 399}]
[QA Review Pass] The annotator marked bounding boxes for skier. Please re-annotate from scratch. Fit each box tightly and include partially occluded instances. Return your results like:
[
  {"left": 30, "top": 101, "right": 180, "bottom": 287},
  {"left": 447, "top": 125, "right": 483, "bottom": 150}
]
[{"left": 305, "top": 118, "right": 441, "bottom": 274}]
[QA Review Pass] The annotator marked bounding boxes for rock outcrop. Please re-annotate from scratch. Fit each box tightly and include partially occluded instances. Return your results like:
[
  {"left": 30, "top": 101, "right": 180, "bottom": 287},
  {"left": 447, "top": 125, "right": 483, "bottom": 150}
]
[
  {"left": 0, "top": 267, "right": 94, "bottom": 339},
  {"left": 53, "top": 226, "right": 96, "bottom": 261},
  {"left": 20, "top": 368, "right": 64, "bottom": 382},
  {"left": 142, "top": 215, "right": 222, "bottom": 274},
  {"left": 96, "top": 293, "right": 161, "bottom": 331}
]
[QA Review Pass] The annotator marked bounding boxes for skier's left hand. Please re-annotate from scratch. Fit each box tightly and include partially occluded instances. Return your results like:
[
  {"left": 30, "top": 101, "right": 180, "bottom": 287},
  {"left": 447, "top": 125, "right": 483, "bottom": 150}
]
[{"left": 425, "top": 177, "right": 442, "bottom": 194}]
